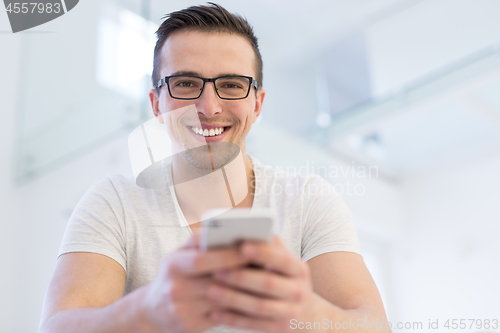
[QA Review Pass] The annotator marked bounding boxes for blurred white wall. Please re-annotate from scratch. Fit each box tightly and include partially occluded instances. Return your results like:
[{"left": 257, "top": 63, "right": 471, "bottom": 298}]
[{"left": 393, "top": 154, "right": 500, "bottom": 323}]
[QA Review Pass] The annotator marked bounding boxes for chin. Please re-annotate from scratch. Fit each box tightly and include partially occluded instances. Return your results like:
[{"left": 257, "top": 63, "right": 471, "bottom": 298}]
[{"left": 183, "top": 142, "right": 241, "bottom": 170}]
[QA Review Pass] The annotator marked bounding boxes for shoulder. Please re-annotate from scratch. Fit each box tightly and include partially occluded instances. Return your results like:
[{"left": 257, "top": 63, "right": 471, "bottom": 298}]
[
  {"left": 104, "top": 173, "right": 142, "bottom": 191},
  {"left": 85, "top": 174, "right": 137, "bottom": 196},
  {"left": 74, "top": 173, "right": 172, "bottom": 224},
  {"left": 81, "top": 173, "right": 153, "bottom": 207}
]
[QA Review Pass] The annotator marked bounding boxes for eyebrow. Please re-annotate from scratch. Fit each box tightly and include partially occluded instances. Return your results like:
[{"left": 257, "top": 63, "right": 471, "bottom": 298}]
[{"left": 170, "top": 71, "right": 247, "bottom": 77}]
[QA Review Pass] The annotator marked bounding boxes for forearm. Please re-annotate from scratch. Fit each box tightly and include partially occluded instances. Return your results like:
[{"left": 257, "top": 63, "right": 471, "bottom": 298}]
[
  {"left": 298, "top": 293, "right": 392, "bottom": 333},
  {"left": 38, "top": 286, "right": 154, "bottom": 333}
]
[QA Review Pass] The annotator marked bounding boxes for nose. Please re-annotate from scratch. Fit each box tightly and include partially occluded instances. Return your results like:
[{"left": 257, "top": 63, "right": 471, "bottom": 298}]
[{"left": 196, "top": 81, "right": 222, "bottom": 117}]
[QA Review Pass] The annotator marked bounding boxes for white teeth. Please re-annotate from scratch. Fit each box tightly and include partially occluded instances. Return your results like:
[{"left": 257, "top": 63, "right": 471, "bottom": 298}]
[{"left": 190, "top": 126, "right": 227, "bottom": 137}]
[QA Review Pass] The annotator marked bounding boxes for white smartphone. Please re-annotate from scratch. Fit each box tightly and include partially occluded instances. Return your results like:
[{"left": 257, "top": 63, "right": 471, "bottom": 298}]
[{"left": 199, "top": 208, "right": 275, "bottom": 251}]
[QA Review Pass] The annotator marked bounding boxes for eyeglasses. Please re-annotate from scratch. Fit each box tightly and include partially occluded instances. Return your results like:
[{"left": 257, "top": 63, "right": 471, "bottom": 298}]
[{"left": 156, "top": 75, "right": 258, "bottom": 100}]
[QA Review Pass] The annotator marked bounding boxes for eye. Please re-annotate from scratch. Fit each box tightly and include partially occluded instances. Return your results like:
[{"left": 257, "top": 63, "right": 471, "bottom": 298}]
[
  {"left": 176, "top": 81, "right": 196, "bottom": 87},
  {"left": 219, "top": 82, "right": 244, "bottom": 89}
]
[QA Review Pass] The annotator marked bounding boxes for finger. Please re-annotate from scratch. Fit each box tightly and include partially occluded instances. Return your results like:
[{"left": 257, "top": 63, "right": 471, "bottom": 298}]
[
  {"left": 167, "top": 276, "right": 213, "bottom": 301},
  {"left": 169, "top": 299, "right": 214, "bottom": 317},
  {"left": 240, "top": 240, "right": 306, "bottom": 277},
  {"left": 207, "top": 283, "right": 300, "bottom": 319},
  {"left": 213, "top": 268, "right": 304, "bottom": 301},
  {"left": 168, "top": 248, "right": 248, "bottom": 277},
  {"left": 211, "top": 309, "right": 291, "bottom": 332}
]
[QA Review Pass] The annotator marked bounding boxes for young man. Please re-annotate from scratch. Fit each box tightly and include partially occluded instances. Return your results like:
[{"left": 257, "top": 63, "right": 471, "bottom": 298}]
[{"left": 39, "top": 4, "right": 390, "bottom": 333}]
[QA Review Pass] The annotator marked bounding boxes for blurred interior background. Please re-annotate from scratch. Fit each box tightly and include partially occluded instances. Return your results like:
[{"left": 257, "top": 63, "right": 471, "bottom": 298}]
[{"left": 1, "top": 0, "right": 499, "bottom": 332}]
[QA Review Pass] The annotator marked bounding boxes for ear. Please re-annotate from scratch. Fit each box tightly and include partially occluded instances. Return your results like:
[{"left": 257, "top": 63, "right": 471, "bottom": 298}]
[
  {"left": 252, "top": 88, "right": 266, "bottom": 124},
  {"left": 149, "top": 88, "right": 164, "bottom": 124}
]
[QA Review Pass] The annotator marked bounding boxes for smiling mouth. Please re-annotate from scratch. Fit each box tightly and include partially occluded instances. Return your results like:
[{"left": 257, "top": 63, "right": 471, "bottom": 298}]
[{"left": 189, "top": 126, "right": 230, "bottom": 137}]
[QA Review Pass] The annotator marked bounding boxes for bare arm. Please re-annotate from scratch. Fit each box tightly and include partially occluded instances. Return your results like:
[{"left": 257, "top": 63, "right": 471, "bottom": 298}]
[
  {"left": 38, "top": 252, "right": 148, "bottom": 333},
  {"left": 305, "top": 251, "right": 391, "bottom": 332}
]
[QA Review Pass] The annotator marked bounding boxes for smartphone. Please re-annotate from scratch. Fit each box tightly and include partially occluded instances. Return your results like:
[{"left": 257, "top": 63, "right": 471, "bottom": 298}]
[{"left": 199, "top": 208, "right": 275, "bottom": 251}]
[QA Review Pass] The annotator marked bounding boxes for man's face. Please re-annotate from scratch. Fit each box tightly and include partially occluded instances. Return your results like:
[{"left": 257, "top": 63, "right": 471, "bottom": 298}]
[{"left": 150, "top": 30, "right": 265, "bottom": 170}]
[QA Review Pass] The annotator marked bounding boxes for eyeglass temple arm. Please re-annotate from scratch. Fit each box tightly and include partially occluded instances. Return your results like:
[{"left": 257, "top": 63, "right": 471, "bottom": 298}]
[{"left": 156, "top": 78, "right": 166, "bottom": 89}]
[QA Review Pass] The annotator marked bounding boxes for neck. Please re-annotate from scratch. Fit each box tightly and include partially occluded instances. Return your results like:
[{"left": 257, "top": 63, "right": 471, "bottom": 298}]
[{"left": 171, "top": 145, "right": 255, "bottom": 225}]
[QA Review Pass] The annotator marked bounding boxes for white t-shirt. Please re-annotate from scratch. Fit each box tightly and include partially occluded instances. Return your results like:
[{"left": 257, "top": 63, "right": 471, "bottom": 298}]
[{"left": 58, "top": 157, "right": 361, "bottom": 331}]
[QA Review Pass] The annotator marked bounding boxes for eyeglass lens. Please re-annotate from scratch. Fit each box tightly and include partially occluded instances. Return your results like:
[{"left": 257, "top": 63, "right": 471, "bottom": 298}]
[{"left": 168, "top": 76, "right": 251, "bottom": 99}]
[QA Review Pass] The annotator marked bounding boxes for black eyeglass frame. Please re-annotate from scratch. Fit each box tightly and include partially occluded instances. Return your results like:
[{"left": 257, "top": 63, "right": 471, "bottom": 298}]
[{"left": 156, "top": 75, "right": 259, "bottom": 100}]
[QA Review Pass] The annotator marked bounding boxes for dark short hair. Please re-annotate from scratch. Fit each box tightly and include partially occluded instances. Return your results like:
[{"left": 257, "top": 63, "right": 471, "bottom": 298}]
[{"left": 152, "top": 2, "right": 263, "bottom": 94}]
